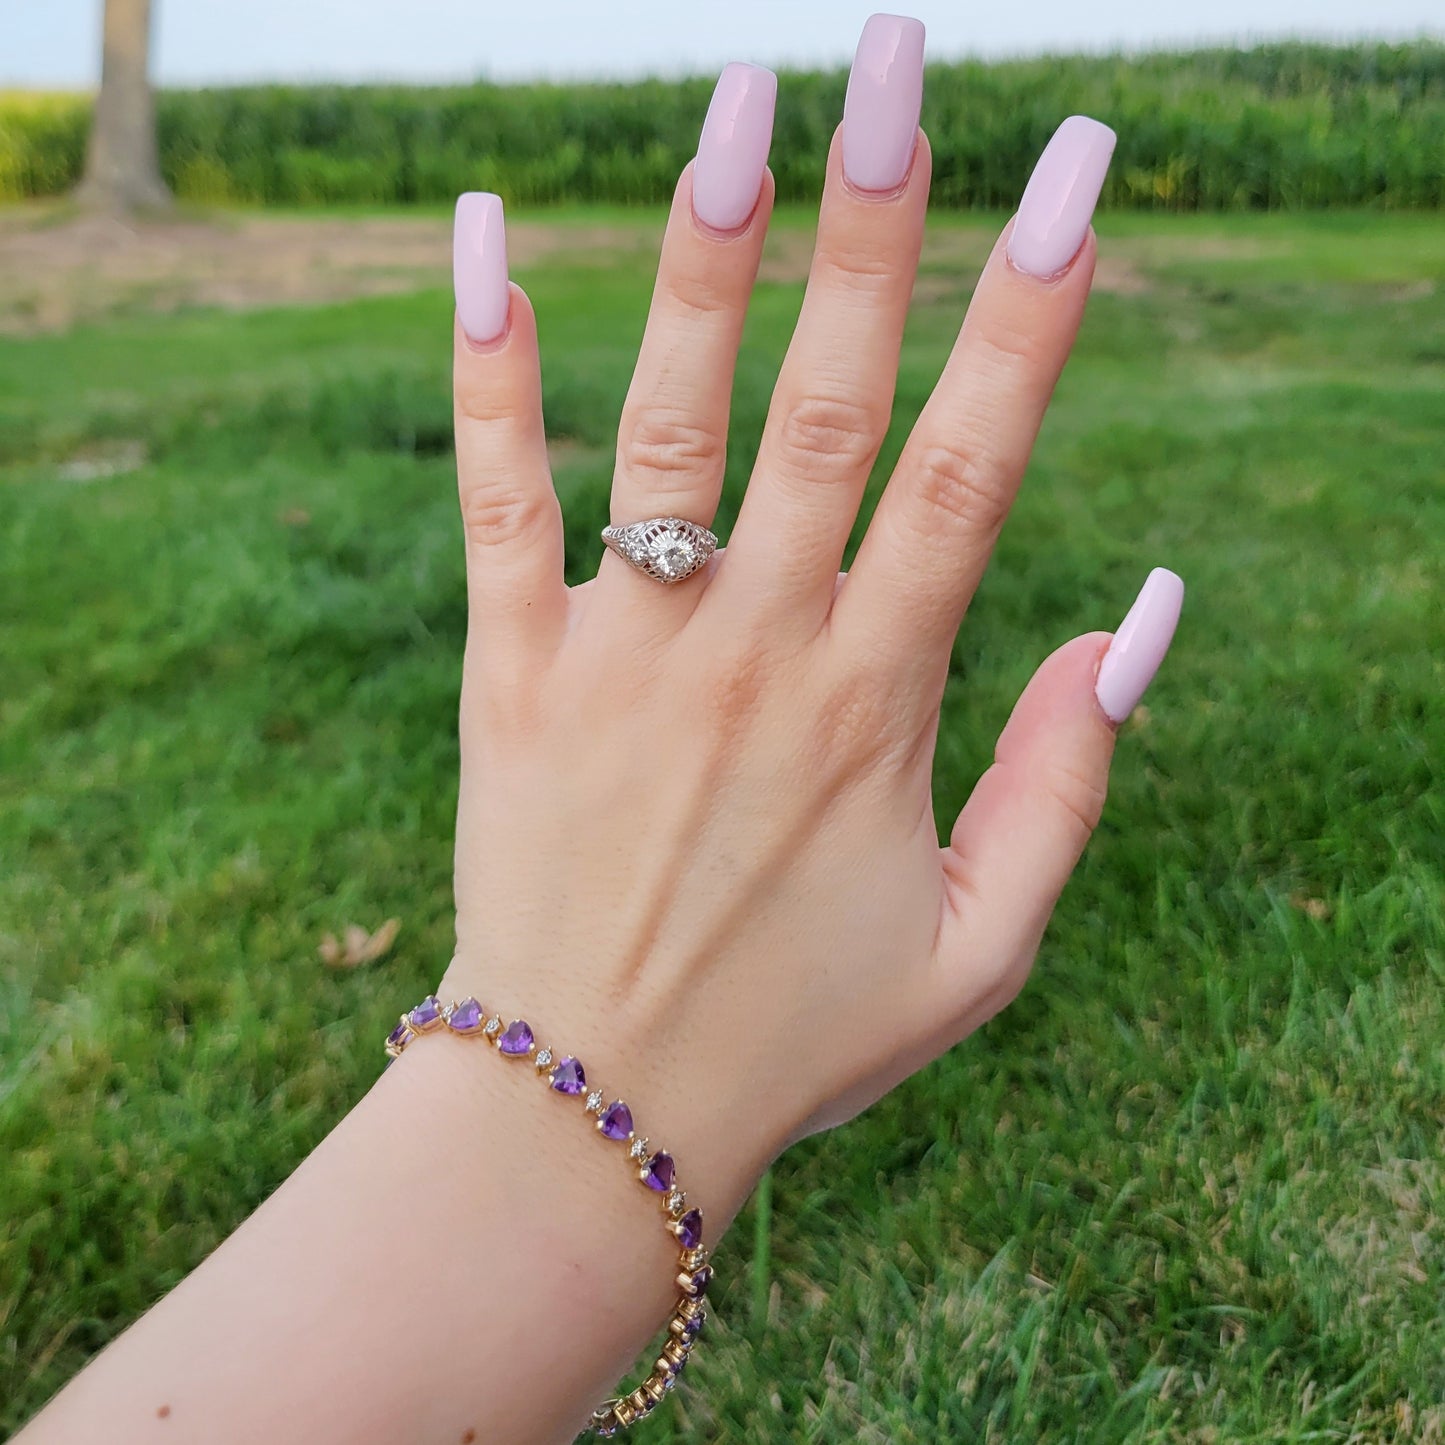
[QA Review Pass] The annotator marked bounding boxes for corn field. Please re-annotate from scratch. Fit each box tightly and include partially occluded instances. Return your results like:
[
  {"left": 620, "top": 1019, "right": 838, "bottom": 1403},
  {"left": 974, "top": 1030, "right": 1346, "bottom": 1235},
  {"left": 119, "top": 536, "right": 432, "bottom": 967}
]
[{"left": 2, "top": 40, "right": 1441, "bottom": 210}]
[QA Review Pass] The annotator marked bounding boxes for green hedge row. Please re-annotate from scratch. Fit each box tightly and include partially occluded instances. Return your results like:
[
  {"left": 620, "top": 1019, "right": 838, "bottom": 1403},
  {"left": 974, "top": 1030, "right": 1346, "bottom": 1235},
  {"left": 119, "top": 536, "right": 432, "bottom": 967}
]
[{"left": 3, "top": 40, "right": 1442, "bottom": 209}]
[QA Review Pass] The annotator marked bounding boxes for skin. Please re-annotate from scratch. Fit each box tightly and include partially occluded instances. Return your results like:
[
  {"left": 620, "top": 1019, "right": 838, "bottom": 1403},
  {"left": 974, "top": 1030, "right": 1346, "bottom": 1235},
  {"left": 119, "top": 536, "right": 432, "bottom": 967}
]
[{"left": 17, "top": 123, "right": 1130, "bottom": 1445}]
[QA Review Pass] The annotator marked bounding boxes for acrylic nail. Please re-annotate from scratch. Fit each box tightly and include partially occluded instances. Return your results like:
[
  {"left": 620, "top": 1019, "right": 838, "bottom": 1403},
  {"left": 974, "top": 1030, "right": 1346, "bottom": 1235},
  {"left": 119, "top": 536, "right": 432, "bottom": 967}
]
[
  {"left": 1094, "top": 568, "right": 1184, "bottom": 725},
  {"left": 453, "top": 191, "right": 510, "bottom": 345},
  {"left": 692, "top": 62, "right": 777, "bottom": 233},
  {"left": 842, "top": 13, "right": 925, "bottom": 194},
  {"left": 1006, "top": 115, "right": 1116, "bottom": 280}
]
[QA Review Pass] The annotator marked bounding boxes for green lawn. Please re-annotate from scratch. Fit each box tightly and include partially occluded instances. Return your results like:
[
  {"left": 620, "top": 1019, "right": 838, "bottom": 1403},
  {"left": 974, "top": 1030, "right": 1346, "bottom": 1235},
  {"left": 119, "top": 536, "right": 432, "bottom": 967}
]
[{"left": 2, "top": 208, "right": 1442, "bottom": 1441}]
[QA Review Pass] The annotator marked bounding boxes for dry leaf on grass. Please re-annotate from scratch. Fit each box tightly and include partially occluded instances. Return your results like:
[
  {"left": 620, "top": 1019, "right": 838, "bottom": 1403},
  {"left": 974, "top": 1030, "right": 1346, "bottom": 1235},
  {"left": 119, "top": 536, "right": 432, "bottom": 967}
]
[
  {"left": 318, "top": 918, "right": 401, "bottom": 968},
  {"left": 1288, "top": 893, "right": 1333, "bottom": 922}
]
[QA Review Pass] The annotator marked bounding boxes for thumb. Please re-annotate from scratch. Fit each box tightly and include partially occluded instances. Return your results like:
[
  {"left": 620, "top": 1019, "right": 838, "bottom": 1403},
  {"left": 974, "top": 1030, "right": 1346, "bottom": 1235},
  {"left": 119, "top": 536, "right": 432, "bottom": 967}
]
[{"left": 934, "top": 568, "right": 1184, "bottom": 1023}]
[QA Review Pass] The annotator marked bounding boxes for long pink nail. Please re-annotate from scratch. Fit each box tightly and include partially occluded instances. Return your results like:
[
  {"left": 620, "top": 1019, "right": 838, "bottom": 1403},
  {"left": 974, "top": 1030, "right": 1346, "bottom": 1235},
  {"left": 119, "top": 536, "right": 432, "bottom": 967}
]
[
  {"left": 842, "top": 13, "right": 925, "bottom": 194},
  {"left": 692, "top": 63, "right": 777, "bottom": 233},
  {"left": 453, "top": 192, "right": 509, "bottom": 345},
  {"left": 1095, "top": 568, "right": 1184, "bottom": 724},
  {"left": 1006, "top": 115, "right": 1116, "bottom": 280}
]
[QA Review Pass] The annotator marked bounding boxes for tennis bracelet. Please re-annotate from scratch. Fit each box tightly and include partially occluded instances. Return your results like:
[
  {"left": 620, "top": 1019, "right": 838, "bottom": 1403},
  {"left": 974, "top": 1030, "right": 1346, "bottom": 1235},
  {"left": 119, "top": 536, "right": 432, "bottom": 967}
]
[{"left": 384, "top": 993, "right": 711, "bottom": 1437}]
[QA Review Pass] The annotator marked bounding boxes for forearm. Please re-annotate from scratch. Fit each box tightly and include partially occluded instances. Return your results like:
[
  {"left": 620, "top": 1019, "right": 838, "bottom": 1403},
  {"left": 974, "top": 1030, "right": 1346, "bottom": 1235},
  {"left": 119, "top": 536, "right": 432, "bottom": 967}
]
[{"left": 16, "top": 1028, "right": 766, "bottom": 1445}]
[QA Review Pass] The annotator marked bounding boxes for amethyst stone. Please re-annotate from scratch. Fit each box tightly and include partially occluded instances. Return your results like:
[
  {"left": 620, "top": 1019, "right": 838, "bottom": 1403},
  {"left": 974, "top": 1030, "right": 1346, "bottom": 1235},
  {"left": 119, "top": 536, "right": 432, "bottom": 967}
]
[
  {"left": 549, "top": 1055, "right": 586, "bottom": 1095},
  {"left": 687, "top": 1265, "right": 712, "bottom": 1299},
  {"left": 599, "top": 1101, "right": 633, "bottom": 1140},
  {"left": 385, "top": 1020, "right": 410, "bottom": 1049},
  {"left": 408, "top": 996, "right": 442, "bottom": 1028},
  {"left": 642, "top": 1151, "right": 675, "bottom": 1192},
  {"left": 447, "top": 997, "right": 484, "bottom": 1033},
  {"left": 676, "top": 1208, "right": 703, "bottom": 1251},
  {"left": 498, "top": 1019, "right": 534, "bottom": 1055},
  {"left": 682, "top": 1312, "right": 704, "bottom": 1340}
]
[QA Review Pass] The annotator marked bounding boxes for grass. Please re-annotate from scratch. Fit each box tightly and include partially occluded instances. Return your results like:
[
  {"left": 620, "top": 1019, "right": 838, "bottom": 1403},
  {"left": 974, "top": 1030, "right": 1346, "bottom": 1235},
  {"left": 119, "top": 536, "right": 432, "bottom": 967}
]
[{"left": 1, "top": 206, "right": 1442, "bottom": 1441}]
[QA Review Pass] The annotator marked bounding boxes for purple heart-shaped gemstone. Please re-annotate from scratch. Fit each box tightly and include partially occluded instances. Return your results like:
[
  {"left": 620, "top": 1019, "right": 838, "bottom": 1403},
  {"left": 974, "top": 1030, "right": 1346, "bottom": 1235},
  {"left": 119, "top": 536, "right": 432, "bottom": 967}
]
[
  {"left": 642, "top": 1151, "right": 675, "bottom": 1192},
  {"left": 550, "top": 1055, "right": 586, "bottom": 1095},
  {"left": 687, "top": 1265, "right": 712, "bottom": 1298},
  {"left": 676, "top": 1208, "right": 703, "bottom": 1251},
  {"left": 448, "top": 998, "right": 483, "bottom": 1033},
  {"left": 408, "top": 996, "right": 442, "bottom": 1028},
  {"left": 599, "top": 1101, "right": 633, "bottom": 1140},
  {"left": 385, "top": 1021, "right": 410, "bottom": 1049},
  {"left": 498, "top": 1019, "right": 534, "bottom": 1055}
]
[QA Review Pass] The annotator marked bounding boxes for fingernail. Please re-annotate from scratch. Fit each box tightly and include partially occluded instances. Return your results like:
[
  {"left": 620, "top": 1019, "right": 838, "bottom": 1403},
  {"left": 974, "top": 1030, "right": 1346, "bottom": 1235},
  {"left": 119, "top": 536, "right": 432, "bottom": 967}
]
[
  {"left": 454, "top": 191, "right": 509, "bottom": 345},
  {"left": 1095, "top": 568, "right": 1184, "bottom": 724},
  {"left": 692, "top": 62, "right": 777, "bottom": 233},
  {"left": 842, "top": 13, "right": 925, "bottom": 194},
  {"left": 1006, "top": 115, "right": 1116, "bottom": 280}
]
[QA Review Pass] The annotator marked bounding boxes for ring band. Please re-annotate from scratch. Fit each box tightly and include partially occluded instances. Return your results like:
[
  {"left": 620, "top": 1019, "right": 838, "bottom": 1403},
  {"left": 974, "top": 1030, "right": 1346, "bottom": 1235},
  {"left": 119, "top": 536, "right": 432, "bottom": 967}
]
[{"left": 601, "top": 516, "right": 718, "bottom": 585}]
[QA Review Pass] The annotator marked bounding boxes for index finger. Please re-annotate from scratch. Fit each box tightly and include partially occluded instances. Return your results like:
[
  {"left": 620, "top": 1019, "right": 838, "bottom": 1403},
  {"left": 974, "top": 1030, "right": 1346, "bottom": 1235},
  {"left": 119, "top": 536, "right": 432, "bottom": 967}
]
[{"left": 831, "top": 116, "right": 1114, "bottom": 708}]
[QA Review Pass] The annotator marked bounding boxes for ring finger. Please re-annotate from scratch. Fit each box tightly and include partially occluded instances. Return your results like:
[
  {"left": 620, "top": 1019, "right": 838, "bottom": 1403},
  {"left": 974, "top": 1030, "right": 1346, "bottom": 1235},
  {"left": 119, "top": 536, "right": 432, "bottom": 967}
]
[{"left": 603, "top": 62, "right": 777, "bottom": 611}]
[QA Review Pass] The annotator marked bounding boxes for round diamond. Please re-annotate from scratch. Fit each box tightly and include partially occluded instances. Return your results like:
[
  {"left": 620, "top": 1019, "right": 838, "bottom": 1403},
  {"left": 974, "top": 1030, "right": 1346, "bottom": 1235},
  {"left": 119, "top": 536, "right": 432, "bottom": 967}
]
[
  {"left": 483, "top": 1015, "right": 502, "bottom": 1036},
  {"left": 629, "top": 1138, "right": 649, "bottom": 1160},
  {"left": 534, "top": 1047, "right": 553, "bottom": 1069},
  {"left": 652, "top": 526, "right": 698, "bottom": 579},
  {"left": 585, "top": 1089, "right": 604, "bottom": 1112}
]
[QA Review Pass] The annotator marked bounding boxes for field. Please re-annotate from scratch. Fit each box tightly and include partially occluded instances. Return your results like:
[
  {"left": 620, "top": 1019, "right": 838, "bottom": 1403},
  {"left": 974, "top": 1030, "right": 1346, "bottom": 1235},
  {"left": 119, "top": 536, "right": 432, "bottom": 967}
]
[{"left": 1, "top": 203, "right": 1442, "bottom": 1441}]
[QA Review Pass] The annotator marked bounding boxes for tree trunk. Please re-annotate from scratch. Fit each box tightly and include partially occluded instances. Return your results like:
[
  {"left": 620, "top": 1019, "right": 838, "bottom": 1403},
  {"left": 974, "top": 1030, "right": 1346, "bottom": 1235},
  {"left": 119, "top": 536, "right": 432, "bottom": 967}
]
[{"left": 76, "top": 0, "right": 171, "bottom": 212}]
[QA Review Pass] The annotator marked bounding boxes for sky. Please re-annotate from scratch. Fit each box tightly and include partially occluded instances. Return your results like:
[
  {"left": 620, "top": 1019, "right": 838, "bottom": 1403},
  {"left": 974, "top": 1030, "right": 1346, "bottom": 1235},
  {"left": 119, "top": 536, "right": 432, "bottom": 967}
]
[{"left": 2, "top": 0, "right": 1441, "bottom": 88}]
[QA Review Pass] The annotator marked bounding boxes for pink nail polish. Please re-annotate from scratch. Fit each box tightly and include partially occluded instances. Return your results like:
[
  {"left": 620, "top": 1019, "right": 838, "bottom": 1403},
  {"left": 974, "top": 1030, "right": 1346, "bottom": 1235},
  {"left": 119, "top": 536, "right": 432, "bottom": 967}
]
[
  {"left": 453, "top": 191, "right": 509, "bottom": 345},
  {"left": 1006, "top": 115, "right": 1116, "bottom": 280},
  {"left": 692, "top": 62, "right": 777, "bottom": 233},
  {"left": 1095, "top": 568, "right": 1184, "bottom": 724},
  {"left": 842, "top": 13, "right": 925, "bottom": 194}
]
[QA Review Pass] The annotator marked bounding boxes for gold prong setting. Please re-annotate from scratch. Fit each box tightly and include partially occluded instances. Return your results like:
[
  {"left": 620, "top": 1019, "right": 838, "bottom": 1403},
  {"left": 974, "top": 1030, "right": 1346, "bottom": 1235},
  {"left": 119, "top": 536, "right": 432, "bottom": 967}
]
[{"left": 383, "top": 994, "right": 711, "bottom": 1434}]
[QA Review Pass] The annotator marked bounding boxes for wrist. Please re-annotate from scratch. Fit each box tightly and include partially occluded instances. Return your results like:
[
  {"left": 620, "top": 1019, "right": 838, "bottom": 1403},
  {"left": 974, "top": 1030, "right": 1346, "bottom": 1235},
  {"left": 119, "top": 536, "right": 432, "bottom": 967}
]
[{"left": 429, "top": 958, "right": 782, "bottom": 1236}]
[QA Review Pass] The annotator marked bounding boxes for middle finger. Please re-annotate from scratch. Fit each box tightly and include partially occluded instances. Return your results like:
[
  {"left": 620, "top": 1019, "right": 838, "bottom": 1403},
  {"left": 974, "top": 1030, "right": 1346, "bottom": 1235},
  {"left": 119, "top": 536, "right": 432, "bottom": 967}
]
[{"left": 709, "top": 14, "right": 929, "bottom": 635}]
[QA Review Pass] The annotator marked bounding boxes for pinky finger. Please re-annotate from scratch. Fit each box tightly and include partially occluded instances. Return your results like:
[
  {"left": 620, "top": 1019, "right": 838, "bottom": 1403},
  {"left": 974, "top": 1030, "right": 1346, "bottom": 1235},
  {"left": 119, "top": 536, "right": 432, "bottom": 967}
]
[
  {"left": 453, "top": 193, "right": 568, "bottom": 663},
  {"left": 931, "top": 568, "right": 1184, "bottom": 1025}
]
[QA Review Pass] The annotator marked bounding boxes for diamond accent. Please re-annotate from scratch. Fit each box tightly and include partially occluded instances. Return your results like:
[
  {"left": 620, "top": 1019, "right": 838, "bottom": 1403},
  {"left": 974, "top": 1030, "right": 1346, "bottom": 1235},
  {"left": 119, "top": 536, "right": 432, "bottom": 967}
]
[
  {"left": 585, "top": 1090, "right": 604, "bottom": 1113},
  {"left": 601, "top": 516, "right": 718, "bottom": 585},
  {"left": 666, "top": 1190, "right": 686, "bottom": 1215},
  {"left": 629, "top": 1138, "right": 649, "bottom": 1160},
  {"left": 483, "top": 1015, "right": 502, "bottom": 1036},
  {"left": 534, "top": 1047, "right": 553, "bottom": 1069}
]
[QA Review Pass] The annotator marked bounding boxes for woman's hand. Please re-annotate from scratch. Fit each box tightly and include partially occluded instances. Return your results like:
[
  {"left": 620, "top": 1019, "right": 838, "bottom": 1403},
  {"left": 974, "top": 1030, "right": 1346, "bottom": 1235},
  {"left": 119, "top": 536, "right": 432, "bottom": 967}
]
[{"left": 438, "top": 15, "right": 1182, "bottom": 1223}]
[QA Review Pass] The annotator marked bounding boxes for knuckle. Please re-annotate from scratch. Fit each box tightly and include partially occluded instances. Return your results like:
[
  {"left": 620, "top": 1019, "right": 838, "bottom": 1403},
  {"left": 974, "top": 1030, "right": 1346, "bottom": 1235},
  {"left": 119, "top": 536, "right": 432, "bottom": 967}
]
[
  {"left": 455, "top": 373, "right": 522, "bottom": 427},
  {"left": 619, "top": 410, "right": 725, "bottom": 486},
  {"left": 775, "top": 393, "right": 885, "bottom": 478},
  {"left": 817, "top": 239, "right": 896, "bottom": 291},
  {"left": 805, "top": 672, "right": 895, "bottom": 774},
  {"left": 974, "top": 316, "right": 1052, "bottom": 375},
  {"left": 460, "top": 481, "right": 552, "bottom": 550},
  {"left": 912, "top": 441, "right": 1013, "bottom": 532},
  {"left": 1036, "top": 758, "right": 1108, "bottom": 843},
  {"left": 665, "top": 266, "right": 737, "bottom": 320}
]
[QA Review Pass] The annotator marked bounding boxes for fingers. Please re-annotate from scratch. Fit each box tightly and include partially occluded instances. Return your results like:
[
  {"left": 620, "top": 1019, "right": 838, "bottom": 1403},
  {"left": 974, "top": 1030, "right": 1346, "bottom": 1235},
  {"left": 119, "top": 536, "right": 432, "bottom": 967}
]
[
  {"left": 716, "top": 15, "right": 929, "bottom": 632},
  {"left": 453, "top": 193, "right": 569, "bottom": 663},
  {"left": 833, "top": 116, "right": 1116, "bottom": 706},
  {"left": 929, "top": 569, "right": 1184, "bottom": 1030},
  {"left": 604, "top": 63, "right": 776, "bottom": 596}
]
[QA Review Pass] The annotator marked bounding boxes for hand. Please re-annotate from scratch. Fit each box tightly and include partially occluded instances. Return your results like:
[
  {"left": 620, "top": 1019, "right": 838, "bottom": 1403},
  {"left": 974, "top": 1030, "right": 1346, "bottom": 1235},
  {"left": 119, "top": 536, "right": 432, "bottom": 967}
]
[{"left": 436, "top": 18, "right": 1182, "bottom": 1223}]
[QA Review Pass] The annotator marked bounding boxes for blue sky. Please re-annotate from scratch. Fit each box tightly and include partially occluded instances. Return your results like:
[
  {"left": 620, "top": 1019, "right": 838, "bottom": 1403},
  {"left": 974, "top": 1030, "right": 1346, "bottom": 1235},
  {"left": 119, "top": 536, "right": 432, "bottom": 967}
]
[{"left": 3, "top": 0, "right": 1441, "bottom": 87}]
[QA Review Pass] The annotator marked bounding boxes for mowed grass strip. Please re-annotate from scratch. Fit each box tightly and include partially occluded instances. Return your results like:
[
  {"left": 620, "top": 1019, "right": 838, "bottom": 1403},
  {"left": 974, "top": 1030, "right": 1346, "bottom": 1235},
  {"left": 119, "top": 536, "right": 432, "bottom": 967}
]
[{"left": 1, "top": 210, "right": 1441, "bottom": 1440}]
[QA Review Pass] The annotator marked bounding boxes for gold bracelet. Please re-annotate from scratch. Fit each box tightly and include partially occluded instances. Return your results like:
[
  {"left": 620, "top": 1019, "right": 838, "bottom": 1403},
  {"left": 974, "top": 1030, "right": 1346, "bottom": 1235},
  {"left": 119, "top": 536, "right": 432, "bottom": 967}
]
[{"left": 384, "top": 994, "right": 711, "bottom": 1436}]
